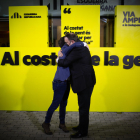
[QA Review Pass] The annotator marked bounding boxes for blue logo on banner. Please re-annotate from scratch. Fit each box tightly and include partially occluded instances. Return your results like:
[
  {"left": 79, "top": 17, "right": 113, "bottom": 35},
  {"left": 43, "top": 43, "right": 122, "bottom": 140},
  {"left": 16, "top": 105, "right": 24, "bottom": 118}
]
[{"left": 122, "top": 11, "right": 140, "bottom": 27}]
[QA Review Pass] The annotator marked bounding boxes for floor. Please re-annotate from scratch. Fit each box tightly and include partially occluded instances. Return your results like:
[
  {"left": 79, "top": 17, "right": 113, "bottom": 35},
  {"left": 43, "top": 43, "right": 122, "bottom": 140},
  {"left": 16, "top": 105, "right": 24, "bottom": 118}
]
[{"left": 0, "top": 111, "right": 140, "bottom": 140}]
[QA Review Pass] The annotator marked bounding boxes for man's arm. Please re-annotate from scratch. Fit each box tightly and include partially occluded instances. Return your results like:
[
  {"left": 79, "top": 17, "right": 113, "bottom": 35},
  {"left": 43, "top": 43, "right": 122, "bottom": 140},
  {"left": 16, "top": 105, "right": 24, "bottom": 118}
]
[
  {"left": 57, "top": 42, "right": 88, "bottom": 59},
  {"left": 63, "top": 42, "right": 84, "bottom": 56},
  {"left": 58, "top": 47, "right": 86, "bottom": 67}
]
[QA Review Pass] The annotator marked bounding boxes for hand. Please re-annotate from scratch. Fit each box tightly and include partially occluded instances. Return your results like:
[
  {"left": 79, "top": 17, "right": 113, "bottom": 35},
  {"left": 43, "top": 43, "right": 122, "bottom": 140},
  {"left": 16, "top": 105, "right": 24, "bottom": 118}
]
[
  {"left": 86, "top": 44, "right": 89, "bottom": 50},
  {"left": 58, "top": 50, "right": 63, "bottom": 57},
  {"left": 83, "top": 42, "right": 89, "bottom": 50},
  {"left": 56, "top": 57, "right": 59, "bottom": 63}
]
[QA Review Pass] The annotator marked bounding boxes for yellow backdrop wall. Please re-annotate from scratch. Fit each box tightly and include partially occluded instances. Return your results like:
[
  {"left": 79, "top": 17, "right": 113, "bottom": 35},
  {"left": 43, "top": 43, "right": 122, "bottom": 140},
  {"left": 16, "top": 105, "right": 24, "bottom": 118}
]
[{"left": 0, "top": 5, "right": 140, "bottom": 112}]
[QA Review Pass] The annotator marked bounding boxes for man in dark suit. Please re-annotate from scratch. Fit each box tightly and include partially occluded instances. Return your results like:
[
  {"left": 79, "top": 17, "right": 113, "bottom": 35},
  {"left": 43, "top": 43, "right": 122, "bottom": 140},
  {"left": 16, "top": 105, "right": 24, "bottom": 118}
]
[{"left": 57, "top": 33, "right": 96, "bottom": 138}]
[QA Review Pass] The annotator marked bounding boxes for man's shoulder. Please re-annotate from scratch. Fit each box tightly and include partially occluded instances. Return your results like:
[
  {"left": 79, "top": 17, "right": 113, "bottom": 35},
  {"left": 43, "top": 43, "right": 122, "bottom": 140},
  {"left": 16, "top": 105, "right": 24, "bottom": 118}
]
[
  {"left": 68, "top": 47, "right": 89, "bottom": 57},
  {"left": 71, "top": 46, "right": 87, "bottom": 51}
]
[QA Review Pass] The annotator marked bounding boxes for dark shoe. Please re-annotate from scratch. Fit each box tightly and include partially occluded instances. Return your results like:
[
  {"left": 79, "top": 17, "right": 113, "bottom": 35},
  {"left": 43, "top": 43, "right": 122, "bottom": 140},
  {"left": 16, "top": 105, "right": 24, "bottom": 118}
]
[
  {"left": 70, "top": 132, "right": 87, "bottom": 138},
  {"left": 42, "top": 122, "right": 53, "bottom": 135},
  {"left": 72, "top": 125, "right": 79, "bottom": 131},
  {"left": 59, "top": 124, "right": 69, "bottom": 133}
]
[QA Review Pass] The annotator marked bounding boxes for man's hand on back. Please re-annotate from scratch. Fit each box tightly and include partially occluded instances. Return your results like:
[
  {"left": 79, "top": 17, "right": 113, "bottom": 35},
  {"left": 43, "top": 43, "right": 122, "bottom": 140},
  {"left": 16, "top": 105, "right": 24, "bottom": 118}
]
[
  {"left": 83, "top": 42, "right": 89, "bottom": 50},
  {"left": 58, "top": 50, "right": 63, "bottom": 57}
]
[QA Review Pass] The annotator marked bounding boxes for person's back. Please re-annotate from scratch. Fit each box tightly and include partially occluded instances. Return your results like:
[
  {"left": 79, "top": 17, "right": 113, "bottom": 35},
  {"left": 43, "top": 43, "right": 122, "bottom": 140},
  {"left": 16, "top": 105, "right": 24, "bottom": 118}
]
[{"left": 54, "top": 44, "right": 70, "bottom": 82}]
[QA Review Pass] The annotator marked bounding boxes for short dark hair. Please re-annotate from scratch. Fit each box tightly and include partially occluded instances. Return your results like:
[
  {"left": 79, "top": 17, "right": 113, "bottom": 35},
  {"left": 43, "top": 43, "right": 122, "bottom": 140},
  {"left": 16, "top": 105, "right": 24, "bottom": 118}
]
[
  {"left": 65, "top": 33, "right": 78, "bottom": 42},
  {"left": 58, "top": 36, "right": 65, "bottom": 48}
]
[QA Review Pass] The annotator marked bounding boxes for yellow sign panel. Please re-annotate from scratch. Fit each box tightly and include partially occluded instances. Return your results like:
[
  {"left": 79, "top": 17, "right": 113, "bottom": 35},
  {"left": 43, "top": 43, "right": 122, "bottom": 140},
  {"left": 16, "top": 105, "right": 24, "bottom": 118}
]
[
  {"left": 61, "top": 5, "right": 100, "bottom": 47},
  {"left": 114, "top": 5, "right": 140, "bottom": 47},
  {"left": 9, "top": 6, "right": 48, "bottom": 48}
]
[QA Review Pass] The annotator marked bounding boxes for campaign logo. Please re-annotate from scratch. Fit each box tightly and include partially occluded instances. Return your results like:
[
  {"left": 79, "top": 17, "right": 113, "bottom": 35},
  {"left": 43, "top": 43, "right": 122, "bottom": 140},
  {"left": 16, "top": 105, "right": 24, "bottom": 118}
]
[
  {"left": 11, "top": 12, "right": 22, "bottom": 19},
  {"left": 122, "top": 11, "right": 140, "bottom": 27},
  {"left": 11, "top": 12, "right": 41, "bottom": 19}
]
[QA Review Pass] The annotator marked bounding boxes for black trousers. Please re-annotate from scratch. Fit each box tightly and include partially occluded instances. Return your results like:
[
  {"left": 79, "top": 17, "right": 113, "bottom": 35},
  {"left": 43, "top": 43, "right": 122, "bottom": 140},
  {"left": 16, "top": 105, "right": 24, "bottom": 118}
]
[{"left": 77, "top": 86, "right": 94, "bottom": 134}]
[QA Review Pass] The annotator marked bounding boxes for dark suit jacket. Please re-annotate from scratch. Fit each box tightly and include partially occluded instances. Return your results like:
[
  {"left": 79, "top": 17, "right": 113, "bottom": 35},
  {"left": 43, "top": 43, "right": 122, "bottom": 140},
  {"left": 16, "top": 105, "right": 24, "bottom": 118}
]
[{"left": 58, "top": 46, "right": 96, "bottom": 93}]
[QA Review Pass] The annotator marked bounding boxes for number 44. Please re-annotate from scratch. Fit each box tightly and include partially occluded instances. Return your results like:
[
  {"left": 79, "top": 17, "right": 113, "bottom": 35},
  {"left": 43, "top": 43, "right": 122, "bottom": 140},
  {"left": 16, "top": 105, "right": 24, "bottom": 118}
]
[{"left": 63, "top": 8, "right": 71, "bottom": 14}]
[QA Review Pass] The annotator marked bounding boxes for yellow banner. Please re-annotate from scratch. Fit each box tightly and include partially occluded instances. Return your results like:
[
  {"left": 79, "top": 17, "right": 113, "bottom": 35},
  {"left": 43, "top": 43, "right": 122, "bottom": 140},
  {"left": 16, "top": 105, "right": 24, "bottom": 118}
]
[
  {"left": 114, "top": 5, "right": 140, "bottom": 47},
  {"left": 0, "top": 5, "right": 140, "bottom": 112},
  {"left": 0, "top": 47, "right": 140, "bottom": 112},
  {"left": 9, "top": 6, "right": 48, "bottom": 48},
  {"left": 61, "top": 5, "right": 100, "bottom": 47}
]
